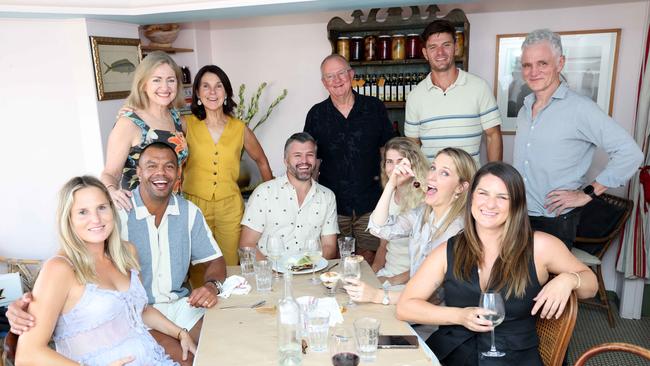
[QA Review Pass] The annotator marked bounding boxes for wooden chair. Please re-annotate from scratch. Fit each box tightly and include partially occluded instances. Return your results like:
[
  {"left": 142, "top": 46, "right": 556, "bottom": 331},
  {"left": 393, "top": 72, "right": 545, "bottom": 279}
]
[
  {"left": 536, "top": 291, "right": 578, "bottom": 366},
  {"left": 574, "top": 342, "right": 650, "bottom": 366},
  {"left": 571, "top": 193, "right": 633, "bottom": 327}
]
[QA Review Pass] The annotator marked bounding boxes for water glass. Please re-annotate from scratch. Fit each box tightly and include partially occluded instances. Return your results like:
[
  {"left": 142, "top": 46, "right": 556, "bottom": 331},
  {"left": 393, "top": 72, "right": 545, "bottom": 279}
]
[
  {"left": 353, "top": 317, "right": 380, "bottom": 362},
  {"left": 238, "top": 247, "right": 256, "bottom": 276},
  {"left": 297, "top": 296, "right": 318, "bottom": 338},
  {"left": 337, "top": 237, "right": 355, "bottom": 260},
  {"left": 254, "top": 260, "right": 272, "bottom": 292},
  {"left": 307, "top": 310, "right": 330, "bottom": 352}
]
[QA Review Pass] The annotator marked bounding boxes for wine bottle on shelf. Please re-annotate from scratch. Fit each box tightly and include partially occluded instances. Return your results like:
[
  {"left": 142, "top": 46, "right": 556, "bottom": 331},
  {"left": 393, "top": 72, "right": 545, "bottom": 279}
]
[
  {"left": 390, "top": 74, "right": 398, "bottom": 102},
  {"left": 364, "top": 74, "right": 372, "bottom": 96},
  {"left": 357, "top": 74, "right": 366, "bottom": 96},
  {"left": 404, "top": 73, "right": 412, "bottom": 100},
  {"left": 369, "top": 74, "right": 378, "bottom": 98},
  {"left": 397, "top": 73, "right": 405, "bottom": 102},
  {"left": 377, "top": 74, "right": 386, "bottom": 101}
]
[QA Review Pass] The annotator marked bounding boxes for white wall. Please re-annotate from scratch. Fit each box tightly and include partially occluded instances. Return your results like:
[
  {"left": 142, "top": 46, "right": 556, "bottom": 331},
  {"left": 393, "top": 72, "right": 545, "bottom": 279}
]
[
  {"left": 207, "top": 12, "right": 343, "bottom": 179},
  {"left": 0, "top": 18, "right": 106, "bottom": 259}
]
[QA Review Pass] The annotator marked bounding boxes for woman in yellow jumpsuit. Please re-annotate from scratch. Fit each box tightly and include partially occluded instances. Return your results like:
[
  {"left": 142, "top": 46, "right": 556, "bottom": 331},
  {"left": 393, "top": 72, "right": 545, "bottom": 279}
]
[{"left": 184, "top": 65, "right": 273, "bottom": 268}]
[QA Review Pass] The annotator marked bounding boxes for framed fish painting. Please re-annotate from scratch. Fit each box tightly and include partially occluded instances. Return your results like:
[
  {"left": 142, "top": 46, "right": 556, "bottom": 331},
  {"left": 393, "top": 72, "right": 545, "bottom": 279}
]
[{"left": 90, "top": 36, "right": 142, "bottom": 100}]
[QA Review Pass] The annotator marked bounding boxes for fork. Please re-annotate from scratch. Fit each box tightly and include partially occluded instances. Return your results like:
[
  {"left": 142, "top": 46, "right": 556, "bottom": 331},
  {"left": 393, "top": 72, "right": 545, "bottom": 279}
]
[{"left": 220, "top": 300, "right": 266, "bottom": 309}]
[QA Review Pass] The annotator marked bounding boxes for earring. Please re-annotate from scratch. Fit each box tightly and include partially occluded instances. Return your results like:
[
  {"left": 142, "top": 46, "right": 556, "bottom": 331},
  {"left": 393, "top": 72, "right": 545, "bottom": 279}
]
[
  {"left": 224, "top": 99, "right": 227, "bottom": 106},
  {"left": 197, "top": 99, "right": 202, "bottom": 106}
]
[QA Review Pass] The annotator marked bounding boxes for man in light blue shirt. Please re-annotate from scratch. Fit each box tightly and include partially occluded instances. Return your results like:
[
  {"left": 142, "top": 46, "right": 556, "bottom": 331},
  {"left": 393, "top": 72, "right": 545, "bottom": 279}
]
[{"left": 513, "top": 29, "right": 643, "bottom": 248}]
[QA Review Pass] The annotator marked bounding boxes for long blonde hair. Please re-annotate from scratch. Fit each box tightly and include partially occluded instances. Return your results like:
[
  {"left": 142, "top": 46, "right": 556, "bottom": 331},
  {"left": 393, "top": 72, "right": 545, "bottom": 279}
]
[
  {"left": 422, "top": 147, "right": 477, "bottom": 240},
  {"left": 57, "top": 176, "right": 139, "bottom": 285},
  {"left": 126, "top": 51, "right": 185, "bottom": 110},
  {"left": 454, "top": 162, "right": 533, "bottom": 299},
  {"left": 380, "top": 137, "right": 429, "bottom": 213}
]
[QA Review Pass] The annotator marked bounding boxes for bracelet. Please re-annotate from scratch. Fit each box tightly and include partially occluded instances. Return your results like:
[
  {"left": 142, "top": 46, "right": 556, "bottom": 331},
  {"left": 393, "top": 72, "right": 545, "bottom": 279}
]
[
  {"left": 569, "top": 272, "right": 581, "bottom": 290},
  {"left": 177, "top": 327, "right": 188, "bottom": 340},
  {"left": 105, "top": 184, "right": 116, "bottom": 191}
]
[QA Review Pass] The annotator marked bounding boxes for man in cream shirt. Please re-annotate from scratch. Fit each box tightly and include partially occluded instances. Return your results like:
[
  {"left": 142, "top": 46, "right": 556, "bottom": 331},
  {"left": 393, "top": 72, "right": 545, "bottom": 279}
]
[{"left": 239, "top": 132, "right": 339, "bottom": 259}]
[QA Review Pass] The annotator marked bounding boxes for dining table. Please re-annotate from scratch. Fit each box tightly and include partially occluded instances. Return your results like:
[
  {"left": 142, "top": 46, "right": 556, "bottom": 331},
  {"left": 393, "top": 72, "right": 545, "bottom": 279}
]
[{"left": 194, "top": 259, "right": 440, "bottom": 366}]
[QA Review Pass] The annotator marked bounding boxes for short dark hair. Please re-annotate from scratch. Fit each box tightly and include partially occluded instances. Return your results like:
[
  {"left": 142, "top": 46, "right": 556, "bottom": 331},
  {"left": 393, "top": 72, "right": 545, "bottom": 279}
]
[
  {"left": 421, "top": 19, "right": 456, "bottom": 44},
  {"left": 284, "top": 132, "right": 317, "bottom": 157},
  {"left": 191, "top": 65, "right": 237, "bottom": 120},
  {"left": 139, "top": 142, "right": 178, "bottom": 167}
]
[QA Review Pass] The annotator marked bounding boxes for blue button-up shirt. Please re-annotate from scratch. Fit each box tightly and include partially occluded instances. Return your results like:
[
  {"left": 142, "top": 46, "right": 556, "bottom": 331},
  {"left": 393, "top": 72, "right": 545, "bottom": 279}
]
[{"left": 513, "top": 82, "right": 643, "bottom": 217}]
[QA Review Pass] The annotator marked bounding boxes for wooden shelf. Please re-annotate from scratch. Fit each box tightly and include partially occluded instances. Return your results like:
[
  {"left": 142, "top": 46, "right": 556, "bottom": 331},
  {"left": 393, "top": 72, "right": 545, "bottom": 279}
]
[
  {"left": 350, "top": 59, "right": 427, "bottom": 67},
  {"left": 384, "top": 101, "right": 405, "bottom": 109},
  {"left": 142, "top": 45, "right": 194, "bottom": 53}
]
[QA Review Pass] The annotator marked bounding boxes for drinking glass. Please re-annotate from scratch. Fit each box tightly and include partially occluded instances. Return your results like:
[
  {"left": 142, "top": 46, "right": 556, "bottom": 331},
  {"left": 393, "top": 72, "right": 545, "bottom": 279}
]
[
  {"left": 343, "top": 255, "right": 361, "bottom": 308},
  {"left": 266, "top": 236, "right": 284, "bottom": 280},
  {"left": 237, "top": 247, "right": 256, "bottom": 276},
  {"left": 305, "top": 238, "right": 323, "bottom": 284},
  {"left": 253, "top": 260, "right": 272, "bottom": 292},
  {"left": 353, "top": 317, "right": 380, "bottom": 362},
  {"left": 307, "top": 310, "right": 330, "bottom": 352},
  {"left": 337, "top": 237, "right": 355, "bottom": 261},
  {"left": 330, "top": 327, "right": 359, "bottom": 366},
  {"left": 479, "top": 292, "right": 506, "bottom": 358}
]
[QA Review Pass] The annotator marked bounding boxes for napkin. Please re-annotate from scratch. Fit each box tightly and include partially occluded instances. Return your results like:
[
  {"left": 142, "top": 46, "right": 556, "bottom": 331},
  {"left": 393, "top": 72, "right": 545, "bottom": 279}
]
[
  {"left": 316, "top": 297, "right": 344, "bottom": 326},
  {"left": 217, "top": 275, "right": 252, "bottom": 298}
]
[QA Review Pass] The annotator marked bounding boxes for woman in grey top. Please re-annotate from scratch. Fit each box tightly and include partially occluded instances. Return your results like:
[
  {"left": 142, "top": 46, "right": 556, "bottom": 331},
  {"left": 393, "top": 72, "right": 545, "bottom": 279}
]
[{"left": 344, "top": 147, "right": 476, "bottom": 306}]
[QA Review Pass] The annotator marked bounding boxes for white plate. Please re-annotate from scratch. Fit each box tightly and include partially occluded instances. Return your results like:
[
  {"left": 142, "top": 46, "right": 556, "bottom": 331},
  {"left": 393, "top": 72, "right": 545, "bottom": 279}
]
[{"left": 273, "top": 255, "right": 328, "bottom": 274}]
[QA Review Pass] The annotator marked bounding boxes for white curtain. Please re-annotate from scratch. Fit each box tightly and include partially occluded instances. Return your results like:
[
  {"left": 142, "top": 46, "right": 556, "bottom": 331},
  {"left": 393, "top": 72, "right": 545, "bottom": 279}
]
[{"left": 616, "top": 23, "right": 650, "bottom": 280}]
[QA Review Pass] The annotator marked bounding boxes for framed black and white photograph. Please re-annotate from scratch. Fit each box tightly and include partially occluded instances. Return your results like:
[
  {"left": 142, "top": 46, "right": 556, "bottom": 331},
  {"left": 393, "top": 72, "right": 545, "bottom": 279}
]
[
  {"left": 90, "top": 36, "right": 142, "bottom": 100},
  {"left": 494, "top": 29, "right": 620, "bottom": 134}
]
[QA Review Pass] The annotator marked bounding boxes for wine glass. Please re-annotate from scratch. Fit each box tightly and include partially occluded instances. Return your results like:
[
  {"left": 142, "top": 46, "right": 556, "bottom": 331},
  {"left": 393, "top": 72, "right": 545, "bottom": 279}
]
[
  {"left": 305, "top": 238, "right": 323, "bottom": 284},
  {"left": 479, "top": 292, "right": 506, "bottom": 358},
  {"left": 343, "top": 255, "right": 361, "bottom": 308},
  {"left": 330, "top": 327, "right": 359, "bottom": 366},
  {"left": 266, "top": 236, "right": 283, "bottom": 280}
]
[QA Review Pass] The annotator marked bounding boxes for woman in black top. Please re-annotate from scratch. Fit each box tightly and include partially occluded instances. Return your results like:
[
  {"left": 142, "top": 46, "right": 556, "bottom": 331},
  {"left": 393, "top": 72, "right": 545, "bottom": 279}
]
[{"left": 396, "top": 162, "right": 597, "bottom": 365}]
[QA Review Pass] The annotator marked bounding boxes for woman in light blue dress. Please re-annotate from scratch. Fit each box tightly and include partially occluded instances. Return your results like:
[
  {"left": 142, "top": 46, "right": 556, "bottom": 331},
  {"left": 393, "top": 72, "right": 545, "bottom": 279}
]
[{"left": 15, "top": 176, "right": 196, "bottom": 366}]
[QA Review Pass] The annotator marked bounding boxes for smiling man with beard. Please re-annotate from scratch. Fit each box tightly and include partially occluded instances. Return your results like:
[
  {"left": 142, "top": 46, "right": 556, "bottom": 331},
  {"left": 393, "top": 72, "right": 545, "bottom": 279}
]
[{"left": 239, "top": 132, "right": 339, "bottom": 259}]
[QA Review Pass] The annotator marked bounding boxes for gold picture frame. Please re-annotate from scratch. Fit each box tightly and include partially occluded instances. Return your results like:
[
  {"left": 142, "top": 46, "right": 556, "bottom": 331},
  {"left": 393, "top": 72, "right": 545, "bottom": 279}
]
[
  {"left": 494, "top": 29, "right": 621, "bottom": 134},
  {"left": 90, "top": 36, "right": 142, "bottom": 100}
]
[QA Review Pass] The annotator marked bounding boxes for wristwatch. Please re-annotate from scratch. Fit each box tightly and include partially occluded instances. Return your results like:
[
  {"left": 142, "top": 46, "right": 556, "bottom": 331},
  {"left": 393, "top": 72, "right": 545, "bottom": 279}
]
[
  {"left": 582, "top": 185, "right": 597, "bottom": 199},
  {"left": 206, "top": 280, "right": 223, "bottom": 294},
  {"left": 381, "top": 288, "right": 390, "bottom": 305}
]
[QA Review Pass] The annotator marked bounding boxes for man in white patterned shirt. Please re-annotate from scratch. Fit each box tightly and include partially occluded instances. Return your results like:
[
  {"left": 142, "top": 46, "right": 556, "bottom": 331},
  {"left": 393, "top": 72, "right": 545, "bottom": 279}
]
[{"left": 239, "top": 132, "right": 339, "bottom": 259}]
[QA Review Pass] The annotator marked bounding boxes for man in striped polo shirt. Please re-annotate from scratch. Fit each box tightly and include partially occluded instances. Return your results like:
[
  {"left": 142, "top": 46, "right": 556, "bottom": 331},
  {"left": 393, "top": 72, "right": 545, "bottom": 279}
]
[{"left": 405, "top": 19, "right": 503, "bottom": 164}]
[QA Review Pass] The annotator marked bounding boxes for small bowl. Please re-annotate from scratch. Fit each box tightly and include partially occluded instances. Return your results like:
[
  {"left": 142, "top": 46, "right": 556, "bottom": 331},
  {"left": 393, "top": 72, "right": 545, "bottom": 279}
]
[{"left": 143, "top": 23, "right": 180, "bottom": 47}]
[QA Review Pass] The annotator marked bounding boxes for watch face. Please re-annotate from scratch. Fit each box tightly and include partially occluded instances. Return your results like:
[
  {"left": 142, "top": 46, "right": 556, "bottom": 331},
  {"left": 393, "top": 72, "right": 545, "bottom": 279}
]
[{"left": 583, "top": 185, "right": 595, "bottom": 195}]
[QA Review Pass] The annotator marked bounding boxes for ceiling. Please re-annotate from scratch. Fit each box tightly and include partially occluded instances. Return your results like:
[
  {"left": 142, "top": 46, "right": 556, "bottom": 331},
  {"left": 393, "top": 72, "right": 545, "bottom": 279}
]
[{"left": 0, "top": 0, "right": 635, "bottom": 24}]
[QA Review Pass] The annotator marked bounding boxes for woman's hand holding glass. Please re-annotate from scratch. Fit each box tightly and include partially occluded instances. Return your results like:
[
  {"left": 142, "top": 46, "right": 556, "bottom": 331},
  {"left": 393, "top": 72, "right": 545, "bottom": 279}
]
[{"left": 342, "top": 278, "right": 380, "bottom": 304}]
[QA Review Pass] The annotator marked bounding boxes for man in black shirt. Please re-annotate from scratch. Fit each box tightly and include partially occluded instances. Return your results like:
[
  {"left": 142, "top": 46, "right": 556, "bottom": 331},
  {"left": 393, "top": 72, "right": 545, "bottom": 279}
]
[{"left": 304, "top": 54, "right": 395, "bottom": 264}]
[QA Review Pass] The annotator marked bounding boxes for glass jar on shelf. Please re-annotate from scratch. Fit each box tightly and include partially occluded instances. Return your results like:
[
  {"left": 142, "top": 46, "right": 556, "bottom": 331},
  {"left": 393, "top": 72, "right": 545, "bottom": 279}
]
[
  {"left": 336, "top": 36, "right": 350, "bottom": 60},
  {"left": 377, "top": 35, "right": 391, "bottom": 61},
  {"left": 406, "top": 34, "right": 421, "bottom": 59},
  {"left": 391, "top": 34, "right": 405, "bottom": 61},
  {"left": 350, "top": 36, "right": 363, "bottom": 61},
  {"left": 364, "top": 35, "right": 377, "bottom": 61}
]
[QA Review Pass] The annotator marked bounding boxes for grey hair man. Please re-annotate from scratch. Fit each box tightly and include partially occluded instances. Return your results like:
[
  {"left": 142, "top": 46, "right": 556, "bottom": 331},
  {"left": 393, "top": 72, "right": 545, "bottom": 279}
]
[
  {"left": 513, "top": 28, "right": 643, "bottom": 248},
  {"left": 239, "top": 132, "right": 339, "bottom": 259}
]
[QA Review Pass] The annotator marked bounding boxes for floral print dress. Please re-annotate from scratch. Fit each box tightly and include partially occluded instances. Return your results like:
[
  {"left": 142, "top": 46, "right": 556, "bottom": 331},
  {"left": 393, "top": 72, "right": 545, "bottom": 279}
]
[{"left": 120, "top": 109, "right": 188, "bottom": 191}]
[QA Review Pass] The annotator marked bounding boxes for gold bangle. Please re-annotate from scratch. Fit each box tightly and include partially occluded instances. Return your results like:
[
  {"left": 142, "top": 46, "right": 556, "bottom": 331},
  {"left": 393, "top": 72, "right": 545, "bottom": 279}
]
[
  {"left": 570, "top": 272, "right": 581, "bottom": 290},
  {"left": 177, "top": 327, "right": 188, "bottom": 340}
]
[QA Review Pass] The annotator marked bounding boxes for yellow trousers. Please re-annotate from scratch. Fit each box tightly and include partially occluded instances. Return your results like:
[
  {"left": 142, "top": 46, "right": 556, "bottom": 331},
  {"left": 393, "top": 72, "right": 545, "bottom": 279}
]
[{"left": 184, "top": 192, "right": 244, "bottom": 268}]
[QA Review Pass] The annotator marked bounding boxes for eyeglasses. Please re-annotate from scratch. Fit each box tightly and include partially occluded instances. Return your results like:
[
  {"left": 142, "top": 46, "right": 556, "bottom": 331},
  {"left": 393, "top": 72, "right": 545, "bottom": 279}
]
[{"left": 323, "top": 69, "right": 351, "bottom": 82}]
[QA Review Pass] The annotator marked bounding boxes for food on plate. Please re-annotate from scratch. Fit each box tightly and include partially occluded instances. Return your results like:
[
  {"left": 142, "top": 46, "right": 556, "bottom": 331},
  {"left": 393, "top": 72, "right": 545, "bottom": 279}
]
[{"left": 290, "top": 255, "right": 314, "bottom": 272}]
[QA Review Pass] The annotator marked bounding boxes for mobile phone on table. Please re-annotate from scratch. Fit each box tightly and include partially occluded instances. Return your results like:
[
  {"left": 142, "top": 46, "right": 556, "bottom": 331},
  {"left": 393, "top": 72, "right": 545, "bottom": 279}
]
[{"left": 377, "top": 335, "right": 419, "bottom": 349}]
